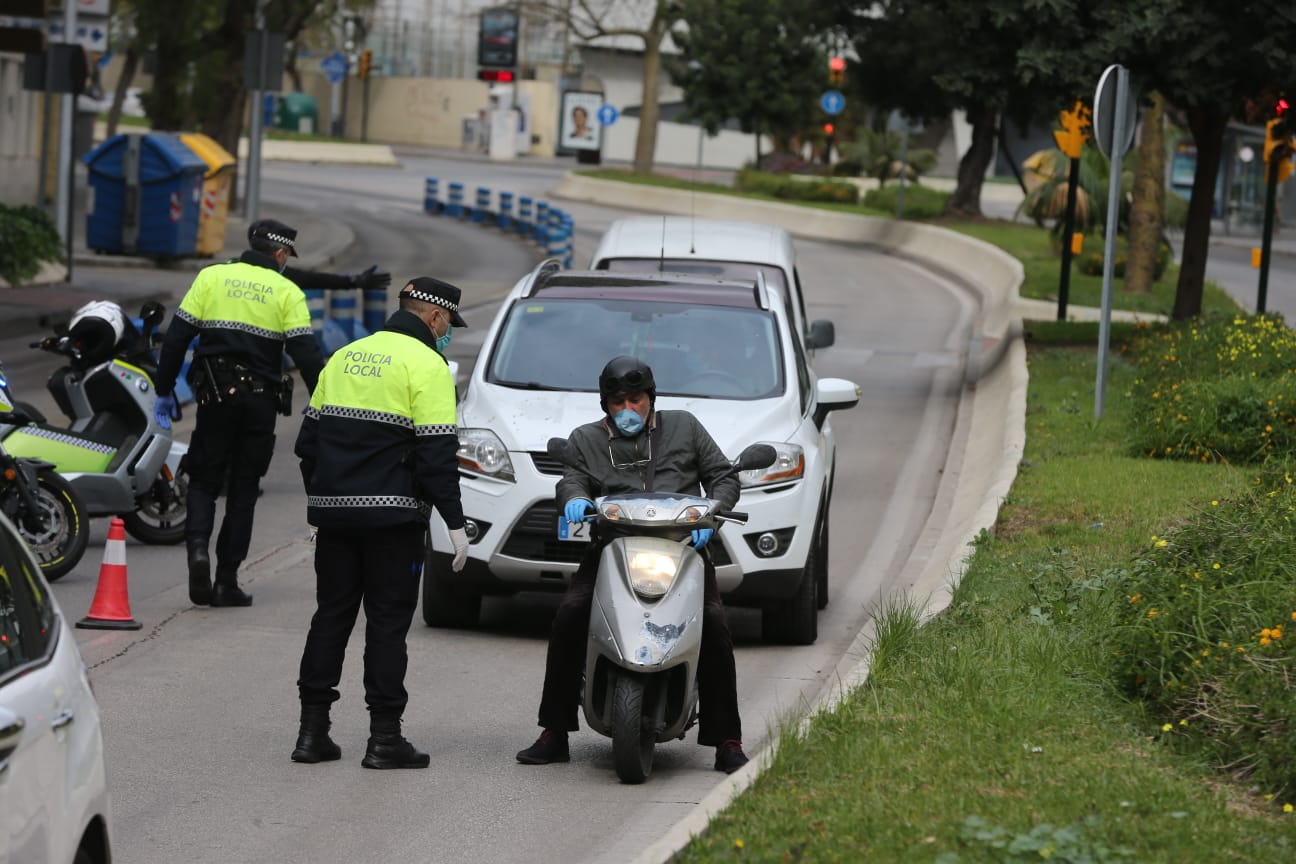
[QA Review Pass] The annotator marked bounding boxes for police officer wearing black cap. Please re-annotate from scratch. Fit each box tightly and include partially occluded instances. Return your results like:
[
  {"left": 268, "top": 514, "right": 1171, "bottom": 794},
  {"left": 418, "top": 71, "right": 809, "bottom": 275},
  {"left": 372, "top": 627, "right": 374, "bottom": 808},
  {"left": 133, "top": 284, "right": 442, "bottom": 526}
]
[
  {"left": 291, "top": 276, "right": 468, "bottom": 770},
  {"left": 243, "top": 220, "right": 392, "bottom": 297},
  {"left": 154, "top": 217, "right": 324, "bottom": 608}
]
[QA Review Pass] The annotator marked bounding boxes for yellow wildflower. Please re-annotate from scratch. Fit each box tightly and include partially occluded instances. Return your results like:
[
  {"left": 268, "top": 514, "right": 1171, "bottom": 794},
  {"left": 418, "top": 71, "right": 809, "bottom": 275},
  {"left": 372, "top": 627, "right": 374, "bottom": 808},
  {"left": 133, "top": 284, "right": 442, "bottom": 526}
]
[{"left": 1161, "top": 723, "right": 1173, "bottom": 732}]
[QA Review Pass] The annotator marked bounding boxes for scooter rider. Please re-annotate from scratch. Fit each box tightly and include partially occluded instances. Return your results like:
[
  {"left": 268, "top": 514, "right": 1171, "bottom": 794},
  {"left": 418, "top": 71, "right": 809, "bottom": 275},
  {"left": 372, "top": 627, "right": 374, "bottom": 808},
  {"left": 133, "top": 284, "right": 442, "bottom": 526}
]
[
  {"left": 516, "top": 355, "right": 751, "bottom": 774},
  {"left": 153, "top": 218, "right": 324, "bottom": 608}
]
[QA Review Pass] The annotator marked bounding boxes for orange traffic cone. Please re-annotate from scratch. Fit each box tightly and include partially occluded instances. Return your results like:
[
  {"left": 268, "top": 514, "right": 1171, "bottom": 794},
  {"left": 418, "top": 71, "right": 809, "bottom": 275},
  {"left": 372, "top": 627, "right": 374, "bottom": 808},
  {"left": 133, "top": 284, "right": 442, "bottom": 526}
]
[{"left": 77, "top": 517, "right": 142, "bottom": 631}]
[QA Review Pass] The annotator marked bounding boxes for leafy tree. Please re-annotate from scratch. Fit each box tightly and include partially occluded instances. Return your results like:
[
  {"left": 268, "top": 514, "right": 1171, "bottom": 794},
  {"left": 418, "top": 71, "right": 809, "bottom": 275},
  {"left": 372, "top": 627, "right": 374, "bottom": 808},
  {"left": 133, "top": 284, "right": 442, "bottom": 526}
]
[
  {"left": 1099, "top": 1, "right": 1296, "bottom": 319},
  {"left": 670, "top": 0, "right": 832, "bottom": 166},
  {"left": 523, "top": 1, "right": 685, "bottom": 173},
  {"left": 844, "top": 0, "right": 1101, "bottom": 217}
]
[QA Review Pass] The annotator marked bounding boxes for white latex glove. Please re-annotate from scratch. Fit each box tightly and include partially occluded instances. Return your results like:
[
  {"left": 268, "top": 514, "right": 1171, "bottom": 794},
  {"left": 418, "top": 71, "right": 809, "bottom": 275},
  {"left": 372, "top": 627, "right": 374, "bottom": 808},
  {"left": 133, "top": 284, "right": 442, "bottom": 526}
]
[{"left": 449, "top": 527, "right": 470, "bottom": 572}]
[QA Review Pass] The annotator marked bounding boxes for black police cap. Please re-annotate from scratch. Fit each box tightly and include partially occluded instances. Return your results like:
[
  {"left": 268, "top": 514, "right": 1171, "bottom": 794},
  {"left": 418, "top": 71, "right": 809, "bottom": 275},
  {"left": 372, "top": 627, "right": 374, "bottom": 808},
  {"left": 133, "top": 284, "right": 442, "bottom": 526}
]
[
  {"left": 247, "top": 218, "right": 298, "bottom": 257},
  {"left": 399, "top": 276, "right": 467, "bottom": 327}
]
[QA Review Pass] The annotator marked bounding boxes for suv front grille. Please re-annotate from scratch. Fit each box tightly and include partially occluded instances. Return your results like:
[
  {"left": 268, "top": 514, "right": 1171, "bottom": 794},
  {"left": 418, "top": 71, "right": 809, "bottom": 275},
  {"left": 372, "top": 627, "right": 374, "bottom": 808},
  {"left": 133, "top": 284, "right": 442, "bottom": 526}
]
[
  {"left": 529, "top": 452, "right": 565, "bottom": 476},
  {"left": 498, "top": 500, "right": 732, "bottom": 566}
]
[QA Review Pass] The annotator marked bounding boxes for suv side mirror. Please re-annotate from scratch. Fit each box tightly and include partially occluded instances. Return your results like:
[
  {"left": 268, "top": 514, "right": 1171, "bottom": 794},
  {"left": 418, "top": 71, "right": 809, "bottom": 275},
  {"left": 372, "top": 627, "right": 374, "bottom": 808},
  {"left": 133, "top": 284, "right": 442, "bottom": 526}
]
[
  {"left": 812, "top": 377, "right": 860, "bottom": 429},
  {"left": 805, "top": 319, "right": 835, "bottom": 350}
]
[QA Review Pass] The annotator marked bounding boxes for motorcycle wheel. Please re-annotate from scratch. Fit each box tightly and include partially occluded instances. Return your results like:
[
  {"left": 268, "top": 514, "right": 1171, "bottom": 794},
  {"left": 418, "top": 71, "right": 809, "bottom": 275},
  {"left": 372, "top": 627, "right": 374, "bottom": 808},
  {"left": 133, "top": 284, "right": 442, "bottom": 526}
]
[
  {"left": 122, "top": 465, "right": 188, "bottom": 545},
  {"left": 9, "top": 469, "right": 90, "bottom": 582},
  {"left": 611, "top": 674, "right": 654, "bottom": 784}
]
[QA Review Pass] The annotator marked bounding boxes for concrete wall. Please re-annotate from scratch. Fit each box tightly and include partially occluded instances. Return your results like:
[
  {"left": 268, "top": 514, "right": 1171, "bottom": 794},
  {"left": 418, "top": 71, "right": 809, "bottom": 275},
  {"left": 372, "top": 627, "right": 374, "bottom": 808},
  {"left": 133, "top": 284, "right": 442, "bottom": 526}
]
[{"left": 0, "top": 52, "right": 43, "bottom": 204}]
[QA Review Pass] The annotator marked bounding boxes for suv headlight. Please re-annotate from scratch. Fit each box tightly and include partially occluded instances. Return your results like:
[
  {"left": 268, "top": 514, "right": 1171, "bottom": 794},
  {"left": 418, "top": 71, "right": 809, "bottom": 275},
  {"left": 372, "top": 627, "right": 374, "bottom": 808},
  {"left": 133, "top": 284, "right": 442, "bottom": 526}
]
[
  {"left": 457, "top": 428, "right": 515, "bottom": 482},
  {"left": 740, "top": 442, "right": 804, "bottom": 488}
]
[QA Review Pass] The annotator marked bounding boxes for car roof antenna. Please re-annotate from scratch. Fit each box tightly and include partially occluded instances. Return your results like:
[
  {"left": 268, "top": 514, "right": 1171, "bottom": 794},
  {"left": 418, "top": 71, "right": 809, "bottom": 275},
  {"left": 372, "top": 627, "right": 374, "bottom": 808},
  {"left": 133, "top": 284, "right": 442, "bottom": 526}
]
[{"left": 659, "top": 216, "right": 667, "bottom": 271}]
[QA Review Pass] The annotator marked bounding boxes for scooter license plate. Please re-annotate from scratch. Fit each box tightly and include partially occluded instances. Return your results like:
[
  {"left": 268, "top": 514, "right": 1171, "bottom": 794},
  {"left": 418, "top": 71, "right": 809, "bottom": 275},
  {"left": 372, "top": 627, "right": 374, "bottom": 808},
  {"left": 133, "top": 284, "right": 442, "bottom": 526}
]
[{"left": 556, "top": 518, "right": 591, "bottom": 542}]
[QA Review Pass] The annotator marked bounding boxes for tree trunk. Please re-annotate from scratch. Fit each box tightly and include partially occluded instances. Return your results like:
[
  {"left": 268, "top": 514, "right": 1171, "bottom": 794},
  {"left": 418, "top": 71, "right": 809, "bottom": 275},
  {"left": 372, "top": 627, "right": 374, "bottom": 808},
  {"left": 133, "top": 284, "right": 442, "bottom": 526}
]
[
  {"left": 633, "top": 32, "right": 664, "bottom": 173},
  {"left": 944, "top": 106, "right": 996, "bottom": 217},
  {"left": 106, "top": 43, "right": 141, "bottom": 138},
  {"left": 1125, "top": 91, "right": 1166, "bottom": 295},
  {"left": 1173, "top": 105, "right": 1227, "bottom": 320},
  {"left": 150, "top": 12, "right": 193, "bottom": 131}
]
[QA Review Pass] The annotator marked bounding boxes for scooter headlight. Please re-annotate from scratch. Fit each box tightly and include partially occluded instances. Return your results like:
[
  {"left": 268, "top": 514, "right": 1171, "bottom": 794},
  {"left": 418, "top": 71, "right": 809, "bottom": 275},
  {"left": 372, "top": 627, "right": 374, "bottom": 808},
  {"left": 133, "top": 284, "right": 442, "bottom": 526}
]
[{"left": 627, "top": 547, "right": 685, "bottom": 599}]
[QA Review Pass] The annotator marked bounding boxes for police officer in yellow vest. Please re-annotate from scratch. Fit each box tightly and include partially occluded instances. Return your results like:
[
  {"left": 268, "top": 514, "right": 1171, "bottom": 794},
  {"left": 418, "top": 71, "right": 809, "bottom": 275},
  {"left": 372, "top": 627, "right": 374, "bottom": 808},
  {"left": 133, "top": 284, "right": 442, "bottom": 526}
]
[
  {"left": 154, "top": 218, "right": 324, "bottom": 608},
  {"left": 290, "top": 277, "right": 469, "bottom": 770}
]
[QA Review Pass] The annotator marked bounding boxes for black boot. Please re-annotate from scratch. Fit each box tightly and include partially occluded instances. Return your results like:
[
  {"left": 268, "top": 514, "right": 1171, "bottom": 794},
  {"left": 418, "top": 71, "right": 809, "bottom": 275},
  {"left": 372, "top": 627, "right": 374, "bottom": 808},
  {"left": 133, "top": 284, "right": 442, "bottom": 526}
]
[
  {"left": 361, "top": 715, "right": 429, "bottom": 770},
  {"left": 291, "top": 705, "right": 341, "bottom": 764},
  {"left": 516, "top": 729, "right": 570, "bottom": 765},
  {"left": 187, "top": 541, "right": 211, "bottom": 606},
  {"left": 210, "top": 563, "right": 252, "bottom": 607}
]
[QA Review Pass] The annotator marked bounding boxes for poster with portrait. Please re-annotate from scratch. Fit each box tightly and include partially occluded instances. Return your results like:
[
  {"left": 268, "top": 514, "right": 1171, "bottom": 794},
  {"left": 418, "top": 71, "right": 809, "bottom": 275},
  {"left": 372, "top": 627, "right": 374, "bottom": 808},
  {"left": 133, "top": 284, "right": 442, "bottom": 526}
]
[{"left": 559, "top": 90, "right": 604, "bottom": 151}]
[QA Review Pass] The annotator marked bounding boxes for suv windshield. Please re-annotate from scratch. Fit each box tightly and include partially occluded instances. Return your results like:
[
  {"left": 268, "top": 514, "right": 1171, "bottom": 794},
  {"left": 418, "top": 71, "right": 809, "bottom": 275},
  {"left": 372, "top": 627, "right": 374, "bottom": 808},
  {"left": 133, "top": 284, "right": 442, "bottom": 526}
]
[{"left": 486, "top": 297, "right": 784, "bottom": 400}]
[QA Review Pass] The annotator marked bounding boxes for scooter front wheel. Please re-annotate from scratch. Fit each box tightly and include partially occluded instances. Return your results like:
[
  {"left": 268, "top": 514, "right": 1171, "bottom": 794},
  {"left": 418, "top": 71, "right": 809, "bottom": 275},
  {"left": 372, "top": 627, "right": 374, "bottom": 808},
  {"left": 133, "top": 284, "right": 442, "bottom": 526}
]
[
  {"left": 5, "top": 469, "right": 90, "bottom": 582},
  {"left": 611, "top": 673, "right": 655, "bottom": 784},
  {"left": 122, "top": 465, "right": 188, "bottom": 545}
]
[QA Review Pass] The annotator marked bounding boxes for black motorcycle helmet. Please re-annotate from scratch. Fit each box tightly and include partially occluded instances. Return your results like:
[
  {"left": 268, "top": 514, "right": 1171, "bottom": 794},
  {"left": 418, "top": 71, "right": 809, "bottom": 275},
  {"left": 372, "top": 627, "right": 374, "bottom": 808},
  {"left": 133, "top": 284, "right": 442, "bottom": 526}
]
[{"left": 598, "top": 355, "right": 656, "bottom": 412}]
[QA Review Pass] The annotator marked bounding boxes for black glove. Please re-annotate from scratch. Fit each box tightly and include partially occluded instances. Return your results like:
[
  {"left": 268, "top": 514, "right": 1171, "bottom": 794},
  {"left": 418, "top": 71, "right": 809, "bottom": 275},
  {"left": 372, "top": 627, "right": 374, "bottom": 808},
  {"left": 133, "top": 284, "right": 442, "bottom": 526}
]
[{"left": 350, "top": 265, "right": 391, "bottom": 292}]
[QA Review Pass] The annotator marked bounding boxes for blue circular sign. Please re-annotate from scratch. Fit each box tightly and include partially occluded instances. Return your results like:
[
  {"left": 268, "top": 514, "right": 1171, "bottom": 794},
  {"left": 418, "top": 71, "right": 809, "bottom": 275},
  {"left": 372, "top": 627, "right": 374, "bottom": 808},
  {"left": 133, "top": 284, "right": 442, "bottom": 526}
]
[
  {"left": 597, "top": 104, "right": 619, "bottom": 126},
  {"left": 820, "top": 90, "right": 845, "bottom": 116}
]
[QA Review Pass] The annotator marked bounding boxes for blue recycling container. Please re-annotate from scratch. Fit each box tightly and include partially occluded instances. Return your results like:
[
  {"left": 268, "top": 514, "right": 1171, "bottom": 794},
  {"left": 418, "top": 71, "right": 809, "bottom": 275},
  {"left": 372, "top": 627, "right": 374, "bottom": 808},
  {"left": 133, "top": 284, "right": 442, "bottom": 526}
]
[{"left": 82, "top": 132, "right": 206, "bottom": 258}]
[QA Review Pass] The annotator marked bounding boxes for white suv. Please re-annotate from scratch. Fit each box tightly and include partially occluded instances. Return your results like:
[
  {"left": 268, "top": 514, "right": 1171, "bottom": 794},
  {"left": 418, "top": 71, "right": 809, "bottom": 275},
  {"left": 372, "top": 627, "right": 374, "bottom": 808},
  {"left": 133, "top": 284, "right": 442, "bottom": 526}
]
[
  {"left": 0, "top": 511, "right": 113, "bottom": 864},
  {"left": 424, "top": 260, "right": 858, "bottom": 644}
]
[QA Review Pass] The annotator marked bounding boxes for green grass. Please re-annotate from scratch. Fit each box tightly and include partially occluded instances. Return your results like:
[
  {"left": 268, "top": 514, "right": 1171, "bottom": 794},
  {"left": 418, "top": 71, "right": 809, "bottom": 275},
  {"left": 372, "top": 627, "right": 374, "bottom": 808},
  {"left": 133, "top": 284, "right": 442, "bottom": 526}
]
[{"left": 674, "top": 339, "right": 1296, "bottom": 862}]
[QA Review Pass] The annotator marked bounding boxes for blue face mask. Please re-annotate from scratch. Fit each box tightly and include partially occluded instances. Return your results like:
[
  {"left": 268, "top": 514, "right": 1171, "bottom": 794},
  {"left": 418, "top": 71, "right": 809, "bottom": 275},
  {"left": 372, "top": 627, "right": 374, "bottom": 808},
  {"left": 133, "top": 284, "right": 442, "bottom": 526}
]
[
  {"left": 613, "top": 408, "right": 644, "bottom": 436},
  {"left": 435, "top": 327, "right": 452, "bottom": 353}
]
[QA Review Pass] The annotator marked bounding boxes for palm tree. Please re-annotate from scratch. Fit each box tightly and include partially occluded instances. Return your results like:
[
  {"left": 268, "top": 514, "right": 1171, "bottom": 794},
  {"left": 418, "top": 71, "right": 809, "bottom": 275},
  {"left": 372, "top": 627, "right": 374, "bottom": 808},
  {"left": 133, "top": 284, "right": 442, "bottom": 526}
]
[{"left": 844, "top": 128, "right": 936, "bottom": 186}]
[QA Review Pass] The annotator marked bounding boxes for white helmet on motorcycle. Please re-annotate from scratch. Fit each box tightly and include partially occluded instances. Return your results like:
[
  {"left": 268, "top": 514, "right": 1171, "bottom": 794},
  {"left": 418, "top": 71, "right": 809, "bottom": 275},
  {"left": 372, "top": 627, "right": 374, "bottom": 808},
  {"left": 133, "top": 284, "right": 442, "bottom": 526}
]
[{"left": 68, "top": 300, "right": 127, "bottom": 367}]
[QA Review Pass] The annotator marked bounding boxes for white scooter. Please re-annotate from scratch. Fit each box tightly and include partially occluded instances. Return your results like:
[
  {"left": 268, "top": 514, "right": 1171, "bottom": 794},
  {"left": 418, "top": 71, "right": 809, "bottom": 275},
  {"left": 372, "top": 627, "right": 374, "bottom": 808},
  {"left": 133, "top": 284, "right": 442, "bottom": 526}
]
[
  {"left": 0, "top": 302, "right": 188, "bottom": 544},
  {"left": 548, "top": 438, "right": 776, "bottom": 784}
]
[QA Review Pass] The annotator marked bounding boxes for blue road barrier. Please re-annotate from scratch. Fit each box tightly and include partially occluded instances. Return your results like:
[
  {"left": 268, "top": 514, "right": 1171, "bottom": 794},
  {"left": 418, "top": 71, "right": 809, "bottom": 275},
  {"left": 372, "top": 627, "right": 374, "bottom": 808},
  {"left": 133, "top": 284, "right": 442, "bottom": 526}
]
[
  {"left": 517, "top": 196, "right": 533, "bottom": 237},
  {"left": 424, "top": 177, "right": 440, "bottom": 214},
  {"left": 535, "top": 201, "right": 549, "bottom": 244},
  {"left": 472, "top": 187, "right": 491, "bottom": 224},
  {"left": 447, "top": 182, "right": 465, "bottom": 218},
  {"left": 498, "top": 191, "right": 513, "bottom": 231},
  {"left": 363, "top": 289, "right": 386, "bottom": 333}
]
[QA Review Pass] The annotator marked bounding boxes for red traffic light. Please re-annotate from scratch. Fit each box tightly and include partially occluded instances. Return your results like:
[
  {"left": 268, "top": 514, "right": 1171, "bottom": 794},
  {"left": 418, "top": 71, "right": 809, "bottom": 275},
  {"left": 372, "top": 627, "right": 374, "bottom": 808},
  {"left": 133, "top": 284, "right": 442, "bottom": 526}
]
[
  {"left": 828, "top": 56, "right": 845, "bottom": 72},
  {"left": 478, "top": 68, "right": 515, "bottom": 83},
  {"left": 1278, "top": 97, "right": 1290, "bottom": 117},
  {"left": 823, "top": 123, "right": 835, "bottom": 136}
]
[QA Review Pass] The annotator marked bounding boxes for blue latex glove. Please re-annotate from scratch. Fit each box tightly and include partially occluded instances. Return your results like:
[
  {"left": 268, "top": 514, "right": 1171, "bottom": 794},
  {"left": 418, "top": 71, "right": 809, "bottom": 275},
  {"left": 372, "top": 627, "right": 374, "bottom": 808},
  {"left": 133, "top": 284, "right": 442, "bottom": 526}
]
[
  {"left": 154, "top": 394, "right": 178, "bottom": 430},
  {"left": 564, "top": 498, "right": 594, "bottom": 524},
  {"left": 691, "top": 528, "right": 714, "bottom": 549}
]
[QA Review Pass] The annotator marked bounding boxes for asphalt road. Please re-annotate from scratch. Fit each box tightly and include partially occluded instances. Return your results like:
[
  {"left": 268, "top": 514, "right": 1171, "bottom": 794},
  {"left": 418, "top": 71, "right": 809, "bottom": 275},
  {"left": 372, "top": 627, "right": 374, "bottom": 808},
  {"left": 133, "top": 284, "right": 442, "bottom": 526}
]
[{"left": 15, "top": 156, "right": 975, "bottom": 864}]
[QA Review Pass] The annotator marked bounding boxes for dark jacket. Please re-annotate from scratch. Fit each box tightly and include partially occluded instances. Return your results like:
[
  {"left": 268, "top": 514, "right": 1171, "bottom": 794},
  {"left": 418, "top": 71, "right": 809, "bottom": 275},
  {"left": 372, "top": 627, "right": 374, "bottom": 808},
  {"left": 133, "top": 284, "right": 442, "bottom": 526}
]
[
  {"left": 155, "top": 250, "right": 324, "bottom": 396},
  {"left": 294, "top": 309, "right": 463, "bottom": 531},
  {"left": 556, "top": 409, "right": 739, "bottom": 511}
]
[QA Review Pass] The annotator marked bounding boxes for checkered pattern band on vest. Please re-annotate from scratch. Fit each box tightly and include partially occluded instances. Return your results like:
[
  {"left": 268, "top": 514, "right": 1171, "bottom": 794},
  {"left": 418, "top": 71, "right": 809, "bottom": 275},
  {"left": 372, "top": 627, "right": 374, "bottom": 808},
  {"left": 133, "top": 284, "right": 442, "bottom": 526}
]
[
  {"left": 265, "top": 232, "right": 295, "bottom": 251},
  {"left": 401, "top": 288, "right": 458, "bottom": 313}
]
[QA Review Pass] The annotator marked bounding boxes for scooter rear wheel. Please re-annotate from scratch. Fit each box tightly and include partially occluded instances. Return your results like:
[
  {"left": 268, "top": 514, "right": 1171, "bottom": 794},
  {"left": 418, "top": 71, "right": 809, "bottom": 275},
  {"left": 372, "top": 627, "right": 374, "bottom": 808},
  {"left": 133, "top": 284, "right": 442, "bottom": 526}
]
[
  {"left": 122, "top": 466, "right": 188, "bottom": 545},
  {"left": 611, "top": 673, "right": 654, "bottom": 784}
]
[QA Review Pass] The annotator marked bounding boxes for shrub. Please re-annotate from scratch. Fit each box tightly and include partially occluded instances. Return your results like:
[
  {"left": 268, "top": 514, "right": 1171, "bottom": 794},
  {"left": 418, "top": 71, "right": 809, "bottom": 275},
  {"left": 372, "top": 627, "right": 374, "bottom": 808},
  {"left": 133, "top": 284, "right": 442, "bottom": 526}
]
[
  {"left": 734, "top": 169, "right": 859, "bottom": 205},
  {"left": 0, "top": 203, "right": 62, "bottom": 287},
  {"left": 862, "top": 183, "right": 949, "bottom": 219},
  {"left": 1125, "top": 315, "right": 1296, "bottom": 463},
  {"left": 1076, "top": 238, "right": 1172, "bottom": 280},
  {"left": 1110, "top": 467, "right": 1296, "bottom": 797}
]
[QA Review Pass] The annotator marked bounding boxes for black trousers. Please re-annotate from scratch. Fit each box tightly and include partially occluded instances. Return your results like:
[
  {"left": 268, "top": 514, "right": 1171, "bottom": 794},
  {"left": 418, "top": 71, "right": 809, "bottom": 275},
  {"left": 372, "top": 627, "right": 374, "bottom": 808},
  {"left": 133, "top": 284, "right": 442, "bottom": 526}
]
[
  {"left": 297, "top": 523, "right": 426, "bottom": 716},
  {"left": 537, "top": 541, "right": 742, "bottom": 746},
  {"left": 184, "top": 390, "right": 278, "bottom": 571}
]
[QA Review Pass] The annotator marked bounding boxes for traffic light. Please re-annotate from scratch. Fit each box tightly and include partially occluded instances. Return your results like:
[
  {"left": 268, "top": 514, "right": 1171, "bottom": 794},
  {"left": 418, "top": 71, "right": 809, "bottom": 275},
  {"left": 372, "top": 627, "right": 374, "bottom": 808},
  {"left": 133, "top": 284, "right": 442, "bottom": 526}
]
[
  {"left": 823, "top": 122, "right": 835, "bottom": 136},
  {"left": 828, "top": 55, "right": 845, "bottom": 87},
  {"left": 1264, "top": 117, "right": 1294, "bottom": 183},
  {"left": 358, "top": 49, "right": 373, "bottom": 80},
  {"left": 477, "top": 68, "right": 516, "bottom": 83}
]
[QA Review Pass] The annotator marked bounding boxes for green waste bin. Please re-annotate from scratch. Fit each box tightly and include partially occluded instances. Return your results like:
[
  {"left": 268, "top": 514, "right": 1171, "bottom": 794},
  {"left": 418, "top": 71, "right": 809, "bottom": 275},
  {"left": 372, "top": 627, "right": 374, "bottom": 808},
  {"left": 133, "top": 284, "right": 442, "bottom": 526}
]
[{"left": 277, "top": 93, "right": 319, "bottom": 135}]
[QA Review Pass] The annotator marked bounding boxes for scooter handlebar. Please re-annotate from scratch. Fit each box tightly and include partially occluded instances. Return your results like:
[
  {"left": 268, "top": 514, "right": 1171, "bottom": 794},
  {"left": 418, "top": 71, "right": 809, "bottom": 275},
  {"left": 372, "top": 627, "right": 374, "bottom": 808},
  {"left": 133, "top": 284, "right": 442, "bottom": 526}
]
[
  {"left": 31, "top": 336, "right": 81, "bottom": 361},
  {"left": 715, "top": 510, "right": 748, "bottom": 525}
]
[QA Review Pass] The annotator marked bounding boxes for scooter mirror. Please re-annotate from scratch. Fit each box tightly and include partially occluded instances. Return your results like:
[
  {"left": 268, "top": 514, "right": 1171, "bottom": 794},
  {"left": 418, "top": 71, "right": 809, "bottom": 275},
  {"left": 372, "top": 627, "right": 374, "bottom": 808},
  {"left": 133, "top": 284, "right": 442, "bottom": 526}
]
[
  {"left": 736, "top": 444, "right": 778, "bottom": 471},
  {"left": 140, "top": 301, "right": 165, "bottom": 330},
  {"left": 546, "top": 437, "right": 575, "bottom": 467}
]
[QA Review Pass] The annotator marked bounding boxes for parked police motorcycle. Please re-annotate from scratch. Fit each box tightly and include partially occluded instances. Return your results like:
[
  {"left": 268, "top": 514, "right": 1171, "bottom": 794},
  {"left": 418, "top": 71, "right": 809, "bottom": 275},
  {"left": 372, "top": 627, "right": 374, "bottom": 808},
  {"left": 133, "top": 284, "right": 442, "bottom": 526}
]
[
  {"left": 0, "top": 300, "right": 188, "bottom": 545},
  {"left": 0, "top": 363, "right": 90, "bottom": 581},
  {"left": 548, "top": 437, "right": 777, "bottom": 784}
]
